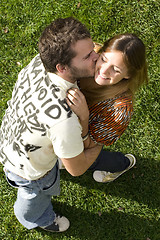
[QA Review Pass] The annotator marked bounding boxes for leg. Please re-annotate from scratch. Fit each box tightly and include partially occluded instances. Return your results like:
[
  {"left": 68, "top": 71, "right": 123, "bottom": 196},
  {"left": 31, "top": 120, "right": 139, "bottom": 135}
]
[
  {"left": 4, "top": 163, "right": 60, "bottom": 229},
  {"left": 89, "top": 148, "right": 130, "bottom": 172},
  {"left": 58, "top": 148, "right": 130, "bottom": 172}
]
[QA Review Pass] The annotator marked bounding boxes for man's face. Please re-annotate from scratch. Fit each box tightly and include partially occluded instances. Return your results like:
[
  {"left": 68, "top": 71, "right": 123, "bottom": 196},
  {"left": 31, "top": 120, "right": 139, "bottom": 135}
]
[{"left": 68, "top": 38, "right": 99, "bottom": 81}]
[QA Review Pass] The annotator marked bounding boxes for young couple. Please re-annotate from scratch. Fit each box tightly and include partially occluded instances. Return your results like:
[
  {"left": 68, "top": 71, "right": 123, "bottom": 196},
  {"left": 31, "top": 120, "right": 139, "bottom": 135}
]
[{"left": 0, "top": 17, "right": 148, "bottom": 233}]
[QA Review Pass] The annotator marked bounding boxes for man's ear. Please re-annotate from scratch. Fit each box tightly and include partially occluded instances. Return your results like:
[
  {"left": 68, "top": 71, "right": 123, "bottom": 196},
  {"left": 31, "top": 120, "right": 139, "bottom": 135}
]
[{"left": 56, "top": 64, "right": 67, "bottom": 73}]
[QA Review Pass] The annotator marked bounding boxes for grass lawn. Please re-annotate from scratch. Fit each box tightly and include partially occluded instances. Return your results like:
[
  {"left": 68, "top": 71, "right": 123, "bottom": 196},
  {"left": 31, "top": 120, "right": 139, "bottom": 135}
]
[{"left": 0, "top": 0, "right": 160, "bottom": 239}]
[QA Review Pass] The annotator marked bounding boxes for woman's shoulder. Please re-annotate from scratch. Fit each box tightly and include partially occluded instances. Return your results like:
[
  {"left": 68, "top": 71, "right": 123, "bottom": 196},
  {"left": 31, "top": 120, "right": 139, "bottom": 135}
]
[
  {"left": 113, "top": 94, "right": 133, "bottom": 107},
  {"left": 89, "top": 95, "right": 133, "bottom": 111}
]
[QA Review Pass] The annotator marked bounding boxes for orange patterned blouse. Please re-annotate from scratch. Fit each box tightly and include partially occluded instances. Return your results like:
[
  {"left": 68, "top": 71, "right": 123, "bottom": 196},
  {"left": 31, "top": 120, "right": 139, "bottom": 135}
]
[{"left": 88, "top": 95, "right": 133, "bottom": 146}]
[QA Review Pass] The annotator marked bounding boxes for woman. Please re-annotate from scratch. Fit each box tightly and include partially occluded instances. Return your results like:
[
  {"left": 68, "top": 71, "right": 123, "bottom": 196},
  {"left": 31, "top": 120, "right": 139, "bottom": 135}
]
[{"left": 66, "top": 33, "right": 148, "bottom": 183}]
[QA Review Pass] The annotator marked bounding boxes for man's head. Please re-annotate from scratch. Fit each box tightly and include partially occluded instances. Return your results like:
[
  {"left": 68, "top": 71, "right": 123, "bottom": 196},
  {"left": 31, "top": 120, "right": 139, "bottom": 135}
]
[{"left": 38, "top": 17, "right": 98, "bottom": 81}]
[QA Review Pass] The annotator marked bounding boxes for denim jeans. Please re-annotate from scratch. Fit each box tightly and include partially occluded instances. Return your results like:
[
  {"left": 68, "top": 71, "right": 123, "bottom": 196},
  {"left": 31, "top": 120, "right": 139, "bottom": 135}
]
[
  {"left": 89, "top": 149, "right": 130, "bottom": 172},
  {"left": 4, "top": 150, "right": 129, "bottom": 229},
  {"left": 4, "top": 161, "right": 60, "bottom": 229}
]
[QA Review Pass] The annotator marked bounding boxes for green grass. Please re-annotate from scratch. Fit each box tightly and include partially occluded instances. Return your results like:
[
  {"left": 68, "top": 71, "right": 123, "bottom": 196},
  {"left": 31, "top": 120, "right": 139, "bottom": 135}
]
[{"left": 0, "top": 0, "right": 160, "bottom": 239}]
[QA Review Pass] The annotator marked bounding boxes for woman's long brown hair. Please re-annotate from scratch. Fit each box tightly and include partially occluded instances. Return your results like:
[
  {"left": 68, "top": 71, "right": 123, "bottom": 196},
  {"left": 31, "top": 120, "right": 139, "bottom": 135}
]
[{"left": 79, "top": 34, "right": 148, "bottom": 105}]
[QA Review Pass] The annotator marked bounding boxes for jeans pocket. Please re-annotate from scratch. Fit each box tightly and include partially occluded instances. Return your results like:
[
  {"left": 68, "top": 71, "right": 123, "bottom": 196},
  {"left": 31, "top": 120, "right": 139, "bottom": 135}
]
[
  {"left": 43, "top": 167, "right": 60, "bottom": 196},
  {"left": 4, "top": 169, "right": 30, "bottom": 188},
  {"left": 6, "top": 176, "right": 20, "bottom": 188}
]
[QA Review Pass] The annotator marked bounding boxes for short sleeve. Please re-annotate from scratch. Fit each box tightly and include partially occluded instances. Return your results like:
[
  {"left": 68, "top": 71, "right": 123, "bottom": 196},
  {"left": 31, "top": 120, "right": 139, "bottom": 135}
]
[
  {"left": 88, "top": 97, "right": 133, "bottom": 146},
  {"left": 47, "top": 116, "right": 84, "bottom": 158}
]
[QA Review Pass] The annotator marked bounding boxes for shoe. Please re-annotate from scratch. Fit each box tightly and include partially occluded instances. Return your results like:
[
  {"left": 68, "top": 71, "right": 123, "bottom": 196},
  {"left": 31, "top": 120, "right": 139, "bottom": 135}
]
[
  {"left": 93, "top": 154, "right": 136, "bottom": 183},
  {"left": 40, "top": 213, "right": 70, "bottom": 232}
]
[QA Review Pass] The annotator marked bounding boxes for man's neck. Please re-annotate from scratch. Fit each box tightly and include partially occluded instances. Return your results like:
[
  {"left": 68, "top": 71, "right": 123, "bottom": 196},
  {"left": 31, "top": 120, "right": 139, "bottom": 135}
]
[{"left": 57, "top": 72, "right": 76, "bottom": 84}]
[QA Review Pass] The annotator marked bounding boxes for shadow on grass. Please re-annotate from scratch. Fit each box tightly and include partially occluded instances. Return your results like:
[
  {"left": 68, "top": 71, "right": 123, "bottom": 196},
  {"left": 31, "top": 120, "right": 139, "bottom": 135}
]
[
  {"left": 36, "top": 200, "right": 160, "bottom": 240},
  {"left": 60, "top": 156, "right": 160, "bottom": 210},
  {"left": 0, "top": 156, "right": 159, "bottom": 240}
]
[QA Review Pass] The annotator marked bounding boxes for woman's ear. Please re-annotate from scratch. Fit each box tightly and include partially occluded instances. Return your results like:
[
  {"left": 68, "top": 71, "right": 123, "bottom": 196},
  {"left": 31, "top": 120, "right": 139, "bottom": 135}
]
[
  {"left": 124, "top": 74, "right": 130, "bottom": 80},
  {"left": 56, "top": 63, "right": 66, "bottom": 73}
]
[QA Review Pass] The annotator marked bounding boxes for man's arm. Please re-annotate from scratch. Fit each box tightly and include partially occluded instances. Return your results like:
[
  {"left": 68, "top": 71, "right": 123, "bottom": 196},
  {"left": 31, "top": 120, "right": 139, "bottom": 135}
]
[
  {"left": 49, "top": 112, "right": 102, "bottom": 177},
  {"left": 61, "top": 144, "right": 102, "bottom": 176}
]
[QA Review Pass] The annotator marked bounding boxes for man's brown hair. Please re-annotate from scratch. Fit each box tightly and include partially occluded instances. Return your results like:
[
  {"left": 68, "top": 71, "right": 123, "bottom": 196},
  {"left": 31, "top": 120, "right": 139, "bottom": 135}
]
[{"left": 38, "top": 17, "right": 91, "bottom": 73}]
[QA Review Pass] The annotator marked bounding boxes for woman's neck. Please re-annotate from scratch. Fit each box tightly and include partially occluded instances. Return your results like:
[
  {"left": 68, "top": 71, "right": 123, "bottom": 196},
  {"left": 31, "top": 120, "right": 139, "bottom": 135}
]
[{"left": 79, "top": 77, "right": 132, "bottom": 105}]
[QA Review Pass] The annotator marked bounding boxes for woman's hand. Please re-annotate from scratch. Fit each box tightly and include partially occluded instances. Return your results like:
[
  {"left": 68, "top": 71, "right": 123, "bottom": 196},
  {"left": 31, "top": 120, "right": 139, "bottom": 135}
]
[
  {"left": 66, "top": 88, "right": 89, "bottom": 121},
  {"left": 66, "top": 88, "right": 97, "bottom": 149}
]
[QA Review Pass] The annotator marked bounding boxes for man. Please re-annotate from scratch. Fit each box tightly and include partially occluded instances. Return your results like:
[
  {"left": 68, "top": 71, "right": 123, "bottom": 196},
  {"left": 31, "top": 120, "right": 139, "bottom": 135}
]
[{"left": 0, "top": 17, "right": 101, "bottom": 232}]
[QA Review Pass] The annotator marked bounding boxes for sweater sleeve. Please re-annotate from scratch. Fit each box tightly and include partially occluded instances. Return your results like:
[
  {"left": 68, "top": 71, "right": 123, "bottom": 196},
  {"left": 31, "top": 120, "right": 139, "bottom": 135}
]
[{"left": 88, "top": 96, "right": 133, "bottom": 146}]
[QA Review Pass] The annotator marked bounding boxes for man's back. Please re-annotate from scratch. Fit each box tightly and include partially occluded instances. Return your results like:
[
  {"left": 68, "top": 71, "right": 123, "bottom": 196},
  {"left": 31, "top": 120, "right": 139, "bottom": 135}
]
[{"left": 0, "top": 55, "right": 83, "bottom": 180}]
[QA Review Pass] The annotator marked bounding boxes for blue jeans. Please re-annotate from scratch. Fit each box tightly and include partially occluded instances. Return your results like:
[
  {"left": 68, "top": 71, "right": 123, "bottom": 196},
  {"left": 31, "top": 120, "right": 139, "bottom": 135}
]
[
  {"left": 4, "top": 161, "right": 60, "bottom": 229},
  {"left": 89, "top": 149, "right": 130, "bottom": 172}
]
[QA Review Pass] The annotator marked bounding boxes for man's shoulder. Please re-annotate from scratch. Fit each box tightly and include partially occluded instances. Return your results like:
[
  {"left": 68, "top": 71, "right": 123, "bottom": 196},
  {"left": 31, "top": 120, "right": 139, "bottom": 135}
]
[{"left": 19, "top": 54, "right": 44, "bottom": 76}]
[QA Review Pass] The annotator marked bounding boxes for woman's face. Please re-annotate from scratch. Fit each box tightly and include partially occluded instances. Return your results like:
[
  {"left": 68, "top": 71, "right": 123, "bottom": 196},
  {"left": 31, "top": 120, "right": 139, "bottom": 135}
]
[{"left": 95, "top": 50, "right": 129, "bottom": 86}]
